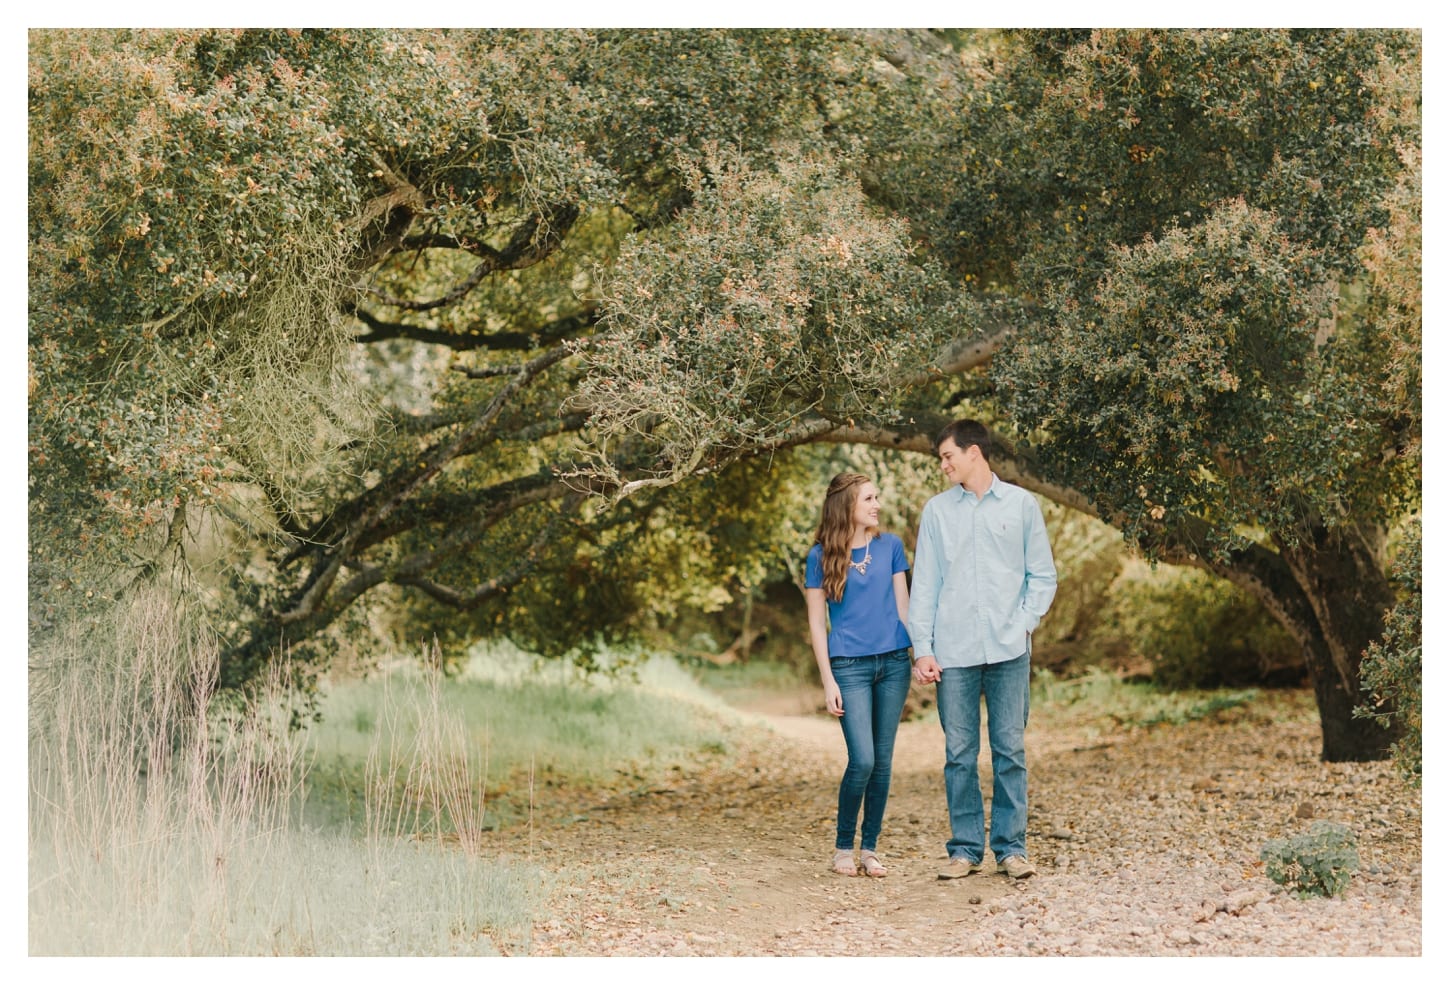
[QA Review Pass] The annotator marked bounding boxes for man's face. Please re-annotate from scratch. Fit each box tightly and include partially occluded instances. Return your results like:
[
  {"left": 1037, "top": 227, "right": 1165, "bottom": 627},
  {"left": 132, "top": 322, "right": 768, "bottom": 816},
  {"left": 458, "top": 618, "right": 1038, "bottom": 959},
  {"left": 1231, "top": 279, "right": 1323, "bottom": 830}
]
[{"left": 938, "top": 438, "right": 974, "bottom": 486}]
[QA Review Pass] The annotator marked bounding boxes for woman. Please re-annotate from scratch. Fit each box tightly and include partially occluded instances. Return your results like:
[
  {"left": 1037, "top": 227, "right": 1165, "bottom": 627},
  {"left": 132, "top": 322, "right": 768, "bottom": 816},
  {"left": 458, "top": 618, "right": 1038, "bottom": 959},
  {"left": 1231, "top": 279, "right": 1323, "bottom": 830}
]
[{"left": 804, "top": 472, "right": 913, "bottom": 877}]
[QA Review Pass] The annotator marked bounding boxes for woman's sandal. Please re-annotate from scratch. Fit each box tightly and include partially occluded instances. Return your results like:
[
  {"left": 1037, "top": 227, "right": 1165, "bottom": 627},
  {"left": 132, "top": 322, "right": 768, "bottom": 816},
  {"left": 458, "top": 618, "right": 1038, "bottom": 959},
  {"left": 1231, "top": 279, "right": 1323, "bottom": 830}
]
[
  {"left": 859, "top": 851, "right": 887, "bottom": 878},
  {"left": 832, "top": 849, "right": 859, "bottom": 876}
]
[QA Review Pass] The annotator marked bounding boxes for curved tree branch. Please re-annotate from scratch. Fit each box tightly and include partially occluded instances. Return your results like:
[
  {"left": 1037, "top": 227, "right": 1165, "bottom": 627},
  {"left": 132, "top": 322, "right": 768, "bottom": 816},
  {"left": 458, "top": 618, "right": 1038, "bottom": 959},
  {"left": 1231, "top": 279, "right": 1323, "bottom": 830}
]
[
  {"left": 277, "top": 341, "right": 577, "bottom": 623},
  {"left": 352, "top": 305, "right": 600, "bottom": 352},
  {"left": 798, "top": 417, "right": 1329, "bottom": 649},
  {"left": 391, "top": 506, "right": 575, "bottom": 611},
  {"left": 363, "top": 201, "right": 581, "bottom": 312}
]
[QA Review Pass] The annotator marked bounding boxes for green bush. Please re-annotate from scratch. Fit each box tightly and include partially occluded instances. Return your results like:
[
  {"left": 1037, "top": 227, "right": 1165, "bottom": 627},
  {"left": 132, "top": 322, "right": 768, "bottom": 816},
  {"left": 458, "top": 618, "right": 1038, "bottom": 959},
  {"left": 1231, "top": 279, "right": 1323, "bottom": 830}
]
[
  {"left": 1356, "top": 518, "right": 1422, "bottom": 786},
  {"left": 1110, "top": 563, "right": 1303, "bottom": 689},
  {"left": 1260, "top": 822, "right": 1360, "bottom": 898}
]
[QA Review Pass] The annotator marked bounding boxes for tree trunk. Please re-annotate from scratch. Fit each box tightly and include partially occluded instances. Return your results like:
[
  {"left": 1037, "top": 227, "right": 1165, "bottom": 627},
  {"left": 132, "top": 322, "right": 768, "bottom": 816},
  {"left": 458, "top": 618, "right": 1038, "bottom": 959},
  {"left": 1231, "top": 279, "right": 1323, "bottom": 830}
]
[
  {"left": 1211, "top": 528, "right": 1394, "bottom": 762},
  {"left": 1276, "top": 522, "right": 1398, "bottom": 762}
]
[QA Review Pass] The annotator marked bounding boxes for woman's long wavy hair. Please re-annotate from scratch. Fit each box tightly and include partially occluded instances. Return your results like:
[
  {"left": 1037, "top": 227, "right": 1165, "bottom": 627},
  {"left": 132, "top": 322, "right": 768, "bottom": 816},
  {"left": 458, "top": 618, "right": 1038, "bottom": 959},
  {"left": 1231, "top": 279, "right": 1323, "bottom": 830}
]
[{"left": 813, "top": 472, "right": 878, "bottom": 603}]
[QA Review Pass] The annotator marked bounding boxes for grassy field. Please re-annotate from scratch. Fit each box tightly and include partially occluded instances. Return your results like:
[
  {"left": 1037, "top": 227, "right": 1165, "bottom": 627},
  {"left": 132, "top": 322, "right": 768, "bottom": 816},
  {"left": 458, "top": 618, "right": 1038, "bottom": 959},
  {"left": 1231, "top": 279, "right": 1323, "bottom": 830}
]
[{"left": 303, "top": 644, "right": 746, "bottom": 834}]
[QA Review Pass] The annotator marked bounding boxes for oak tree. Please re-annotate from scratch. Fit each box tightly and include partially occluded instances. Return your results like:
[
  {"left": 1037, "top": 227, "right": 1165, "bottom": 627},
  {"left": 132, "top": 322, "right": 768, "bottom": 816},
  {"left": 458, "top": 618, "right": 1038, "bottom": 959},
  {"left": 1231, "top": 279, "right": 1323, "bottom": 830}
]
[{"left": 29, "top": 28, "right": 1420, "bottom": 760}]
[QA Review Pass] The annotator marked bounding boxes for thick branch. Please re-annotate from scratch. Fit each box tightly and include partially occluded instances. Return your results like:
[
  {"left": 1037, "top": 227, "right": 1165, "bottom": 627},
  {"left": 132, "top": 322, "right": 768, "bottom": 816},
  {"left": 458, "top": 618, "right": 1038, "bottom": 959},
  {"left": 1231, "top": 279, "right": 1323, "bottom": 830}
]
[
  {"left": 352, "top": 306, "right": 600, "bottom": 352},
  {"left": 356, "top": 156, "right": 427, "bottom": 267},
  {"left": 931, "top": 326, "right": 1014, "bottom": 377},
  {"left": 364, "top": 202, "right": 581, "bottom": 312},
  {"left": 277, "top": 342, "right": 575, "bottom": 623},
  {"left": 392, "top": 512, "right": 570, "bottom": 611},
  {"left": 349, "top": 472, "right": 569, "bottom": 558}
]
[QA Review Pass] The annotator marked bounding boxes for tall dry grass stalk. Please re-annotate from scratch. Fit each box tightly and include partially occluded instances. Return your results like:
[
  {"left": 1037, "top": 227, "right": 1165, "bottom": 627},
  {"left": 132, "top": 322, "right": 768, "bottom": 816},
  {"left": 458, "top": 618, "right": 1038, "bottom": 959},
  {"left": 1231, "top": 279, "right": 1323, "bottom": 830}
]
[
  {"left": 29, "top": 581, "right": 307, "bottom": 952},
  {"left": 29, "top": 591, "right": 540, "bottom": 955},
  {"left": 363, "top": 639, "right": 490, "bottom": 856}
]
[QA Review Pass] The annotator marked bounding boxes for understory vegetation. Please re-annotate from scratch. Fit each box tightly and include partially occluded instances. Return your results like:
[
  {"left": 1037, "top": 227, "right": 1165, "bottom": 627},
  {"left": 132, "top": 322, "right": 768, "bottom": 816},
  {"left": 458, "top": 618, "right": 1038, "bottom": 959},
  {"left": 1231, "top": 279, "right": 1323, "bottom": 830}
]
[{"left": 27, "top": 588, "right": 742, "bottom": 955}]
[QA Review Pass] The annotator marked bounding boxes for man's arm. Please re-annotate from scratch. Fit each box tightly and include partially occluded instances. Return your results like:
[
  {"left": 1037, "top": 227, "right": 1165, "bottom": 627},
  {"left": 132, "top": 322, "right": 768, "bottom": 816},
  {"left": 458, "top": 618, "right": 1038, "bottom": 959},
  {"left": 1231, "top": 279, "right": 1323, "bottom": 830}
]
[
  {"left": 1020, "top": 495, "right": 1058, "bottom": 627},
  {"left": 907, "top": 503, "right": 943, "bottom": 682}
]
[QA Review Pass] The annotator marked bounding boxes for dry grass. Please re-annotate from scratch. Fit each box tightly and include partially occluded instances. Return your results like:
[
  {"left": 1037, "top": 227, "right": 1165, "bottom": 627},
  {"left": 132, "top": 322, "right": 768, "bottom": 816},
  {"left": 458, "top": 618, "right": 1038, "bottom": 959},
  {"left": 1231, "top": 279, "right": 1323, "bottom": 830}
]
[{"left": 27, "top": 587, "right": 543, "bottom": 955}]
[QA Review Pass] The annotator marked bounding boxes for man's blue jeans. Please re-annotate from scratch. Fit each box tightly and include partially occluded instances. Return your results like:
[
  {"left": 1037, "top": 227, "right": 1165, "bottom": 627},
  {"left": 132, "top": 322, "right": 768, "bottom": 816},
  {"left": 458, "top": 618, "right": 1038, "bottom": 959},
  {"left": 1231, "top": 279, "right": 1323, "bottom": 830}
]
[
  {"left": 832, "top": 648, "right": 911, "bottom": 852},
  {"left": 936, "top": 652, "right": 1031, "bottom": 863}
]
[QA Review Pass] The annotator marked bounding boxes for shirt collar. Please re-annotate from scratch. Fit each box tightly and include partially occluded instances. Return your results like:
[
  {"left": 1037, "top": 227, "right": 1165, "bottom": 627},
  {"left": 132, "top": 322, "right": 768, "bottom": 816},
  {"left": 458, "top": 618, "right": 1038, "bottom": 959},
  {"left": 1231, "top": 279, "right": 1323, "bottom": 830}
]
[{"left": 951, "top": 473, "right": 1002, "bottom": 502}]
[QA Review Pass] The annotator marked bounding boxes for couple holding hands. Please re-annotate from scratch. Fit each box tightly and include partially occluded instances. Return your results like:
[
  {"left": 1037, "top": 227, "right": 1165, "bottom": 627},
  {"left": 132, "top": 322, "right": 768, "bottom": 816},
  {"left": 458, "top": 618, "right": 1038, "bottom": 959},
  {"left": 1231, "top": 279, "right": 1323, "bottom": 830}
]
[{"left": 804, "top": 420, "right": 1058, "bottom": 881}]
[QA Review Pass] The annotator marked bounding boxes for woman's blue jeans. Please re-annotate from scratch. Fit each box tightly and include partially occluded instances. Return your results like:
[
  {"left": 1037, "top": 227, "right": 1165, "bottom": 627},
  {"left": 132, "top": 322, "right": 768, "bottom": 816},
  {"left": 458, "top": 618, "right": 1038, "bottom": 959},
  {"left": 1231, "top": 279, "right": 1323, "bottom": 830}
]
[
  {"left": 831, "top": 648, "right": 911, "bottom": 852},
  {"left": 936, "top": 652, "right": 1031, "bottom": 863}
]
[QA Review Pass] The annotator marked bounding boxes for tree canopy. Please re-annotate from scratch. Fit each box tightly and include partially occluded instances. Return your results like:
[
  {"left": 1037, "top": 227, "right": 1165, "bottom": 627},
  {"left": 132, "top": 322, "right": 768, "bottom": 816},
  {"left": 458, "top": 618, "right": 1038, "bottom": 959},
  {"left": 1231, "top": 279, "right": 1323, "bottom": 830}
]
[{"left": 29, "top": 28, "right": 1420, "bottom": 760}]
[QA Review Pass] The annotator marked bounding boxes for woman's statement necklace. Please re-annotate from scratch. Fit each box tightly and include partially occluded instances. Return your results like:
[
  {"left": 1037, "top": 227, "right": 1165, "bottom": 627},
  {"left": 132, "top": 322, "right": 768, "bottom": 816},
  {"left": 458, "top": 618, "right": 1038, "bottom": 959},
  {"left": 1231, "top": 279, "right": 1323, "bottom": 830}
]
[{"left": 848, "top": 544, "right": 873, "bottom": 576}]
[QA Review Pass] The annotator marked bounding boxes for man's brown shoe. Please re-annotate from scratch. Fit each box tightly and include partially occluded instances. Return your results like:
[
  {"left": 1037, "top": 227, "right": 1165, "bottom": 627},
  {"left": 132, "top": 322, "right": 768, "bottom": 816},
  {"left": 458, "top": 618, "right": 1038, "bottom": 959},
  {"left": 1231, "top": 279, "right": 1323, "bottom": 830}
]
[
  {"left": 997, "top": 855, "right": 1037, "bottom": 879},
  {"left": 937, "top": 857, "right": 983, "bottom": 879}
]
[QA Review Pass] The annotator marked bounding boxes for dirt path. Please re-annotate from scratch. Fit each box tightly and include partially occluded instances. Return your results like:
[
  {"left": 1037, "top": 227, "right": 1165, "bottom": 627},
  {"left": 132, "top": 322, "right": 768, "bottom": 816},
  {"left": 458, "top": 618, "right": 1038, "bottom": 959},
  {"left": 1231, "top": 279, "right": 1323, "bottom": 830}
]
[{"left": 493, "top": 689, "right": 1422, "bottom": 957}]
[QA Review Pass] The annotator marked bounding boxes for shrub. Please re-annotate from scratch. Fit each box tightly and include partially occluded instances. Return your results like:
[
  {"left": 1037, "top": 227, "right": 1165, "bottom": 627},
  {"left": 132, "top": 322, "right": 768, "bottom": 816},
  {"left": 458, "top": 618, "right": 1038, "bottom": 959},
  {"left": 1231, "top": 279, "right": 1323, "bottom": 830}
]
[
  {"left": 1260, "top": 821, "right": 1360, "bottom": 898},
  {"left": 1110, "top": 562, "right": 1303, "bottom": 689}
]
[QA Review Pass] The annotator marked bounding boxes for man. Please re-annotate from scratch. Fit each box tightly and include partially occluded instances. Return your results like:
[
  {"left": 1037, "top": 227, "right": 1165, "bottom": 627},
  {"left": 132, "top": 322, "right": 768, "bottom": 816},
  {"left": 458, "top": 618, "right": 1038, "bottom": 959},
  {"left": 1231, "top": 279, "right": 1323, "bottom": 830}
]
[{"left": 908, "top": 419, "right": 1058, "bottom": 880}]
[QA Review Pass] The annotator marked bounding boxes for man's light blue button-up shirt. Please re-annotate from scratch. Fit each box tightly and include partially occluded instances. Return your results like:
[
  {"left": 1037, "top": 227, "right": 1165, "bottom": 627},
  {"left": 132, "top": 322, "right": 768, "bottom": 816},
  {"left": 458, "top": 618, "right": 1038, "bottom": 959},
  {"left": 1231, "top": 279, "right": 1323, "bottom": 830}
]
[{"left": 907, "top": 474, "right": 1058, "bottom": 668}]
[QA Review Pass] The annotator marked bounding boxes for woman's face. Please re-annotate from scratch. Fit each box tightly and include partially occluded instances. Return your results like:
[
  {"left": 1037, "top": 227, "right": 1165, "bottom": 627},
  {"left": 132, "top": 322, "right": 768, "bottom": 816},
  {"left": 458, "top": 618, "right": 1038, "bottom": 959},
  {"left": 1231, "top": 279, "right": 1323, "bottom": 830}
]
[{"left": 851, "top": 482, "right": 882, "bottom": 531}]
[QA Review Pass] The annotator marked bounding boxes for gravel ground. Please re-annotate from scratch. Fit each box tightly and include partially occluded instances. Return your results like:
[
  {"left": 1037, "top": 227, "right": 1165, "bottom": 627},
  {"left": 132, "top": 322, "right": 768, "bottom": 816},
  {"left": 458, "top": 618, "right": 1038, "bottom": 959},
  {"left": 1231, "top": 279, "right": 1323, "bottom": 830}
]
[{"left": 491, "top": 688, "right": 1423, "bottom": 958}]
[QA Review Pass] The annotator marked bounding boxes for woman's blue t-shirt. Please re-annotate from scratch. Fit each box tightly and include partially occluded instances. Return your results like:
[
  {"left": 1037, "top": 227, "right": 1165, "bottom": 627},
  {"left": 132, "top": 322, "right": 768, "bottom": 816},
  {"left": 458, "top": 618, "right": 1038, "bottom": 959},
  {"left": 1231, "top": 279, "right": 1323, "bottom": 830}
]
[{"left": 804, "top": 532, "right": 912, "bottom": 658}]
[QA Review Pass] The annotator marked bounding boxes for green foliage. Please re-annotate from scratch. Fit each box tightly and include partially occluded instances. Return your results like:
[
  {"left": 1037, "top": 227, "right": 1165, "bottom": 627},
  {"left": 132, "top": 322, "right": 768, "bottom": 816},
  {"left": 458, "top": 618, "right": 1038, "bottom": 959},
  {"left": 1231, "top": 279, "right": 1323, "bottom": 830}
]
[
  {"left": 575, "top": 147, "right": 966, "bottom": 494},
  {"left": 902, "top": 30, "right": 1419, "bottom": 761},
  {"left": 934, "top": 29, "right": 1421, "bottom": 557},
  {"left": 28, "top": 29, "right": 378, "bottom": 640},
  {"left": 391, "top": 450, "right": 830, "bottom": 672},
  {"left": 937, "top": 29, "right": 1415, "bottom": 286},
  {"left": 30, "top": 27, "right": 950, "bottom": 680},
  {"left": 1110, "top": 563, "right": 1302, "bottom": 688},
  {"left": 1027, "top": 504, "right": 1126, "bottom": 656},
  {"left": 1261, "top": 821, "right": 1360, "bottom": 899},
  {"left": 1356, "top": 518, "right": 1422, "bottom": 785},
  {"left": 1002, "top": 200, "right": 1383, "bottom": 553}
]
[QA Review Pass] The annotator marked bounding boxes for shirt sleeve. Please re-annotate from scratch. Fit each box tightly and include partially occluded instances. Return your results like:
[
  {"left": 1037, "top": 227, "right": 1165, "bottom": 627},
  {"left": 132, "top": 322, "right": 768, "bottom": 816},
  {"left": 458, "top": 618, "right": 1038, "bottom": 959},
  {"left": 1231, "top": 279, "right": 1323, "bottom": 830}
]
[
  {"left": 804, "top": 543, "right": 824, "bottom": 590},
  {"left": 1019, "top": 494, "right": 1058, "bottom": 630},
  {"left": 906, "top": 503, "right": 941, "bottom": 656},
  {"left": 891, "top": 533, "right": 909, "bottom": 574}
]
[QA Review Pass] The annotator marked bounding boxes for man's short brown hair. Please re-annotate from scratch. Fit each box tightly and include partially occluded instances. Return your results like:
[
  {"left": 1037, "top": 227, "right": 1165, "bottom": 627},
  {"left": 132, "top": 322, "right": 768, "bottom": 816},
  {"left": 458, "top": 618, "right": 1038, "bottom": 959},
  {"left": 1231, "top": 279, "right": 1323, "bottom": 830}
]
[{"left": 935, "top": 419, "right": 993, "bottom": 463}]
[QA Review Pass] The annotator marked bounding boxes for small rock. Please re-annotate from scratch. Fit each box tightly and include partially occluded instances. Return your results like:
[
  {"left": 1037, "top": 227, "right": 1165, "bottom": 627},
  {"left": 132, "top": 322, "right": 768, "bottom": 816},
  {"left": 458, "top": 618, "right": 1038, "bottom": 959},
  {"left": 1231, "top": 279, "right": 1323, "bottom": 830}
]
[
  {"left": 1295, "top": 801, "right": 1316, "bottom": 819},
  {"left": 1225, "top": 889, "right": 1267, "bottom": 915}
]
